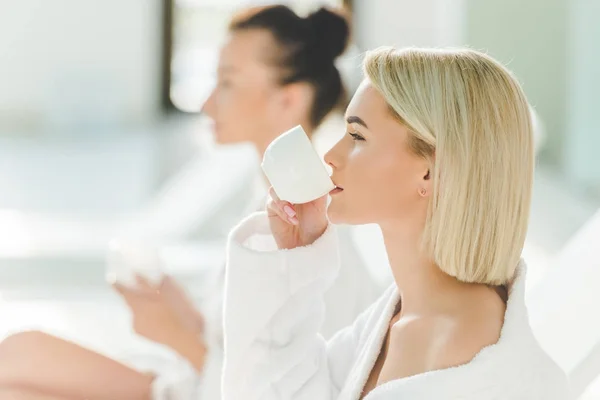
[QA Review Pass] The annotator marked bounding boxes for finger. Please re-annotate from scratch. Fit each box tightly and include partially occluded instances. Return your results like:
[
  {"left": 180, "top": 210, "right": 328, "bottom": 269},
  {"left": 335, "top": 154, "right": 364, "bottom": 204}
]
[
  {"left": 134, "top": 275, "right": 161, "bottom": 296},
  {"left": 111, "top": 283, "right": 137, "bottom": 308},
  {"left": 267, "top": 187, "right": 299, "bottom": 222},
  {"left": 113, "top": 279, "right": 156, "bottom": 300},
  {"left": 267, "top": 199, "right": 290, "bottom": 221},
  {"left": 162, "top": 275, "right": 175, "bottom": 286},
  {"left": 281, "top": 202, "right": 299, "bottom": 225},
  {"left": 112, "top": 282, "right": 126, "bottom": 295},
  {"left": 135, "top": 274, "right": 154, "bottom": 290},
  {"left": 267, "top": 198, "right": 298, "bottom": 225},
  {"left": 268, "top": 186, "right": 281, "bottom": 203},
  {"left": 266, "top": 187, "right": 277, "bottom": 216}
]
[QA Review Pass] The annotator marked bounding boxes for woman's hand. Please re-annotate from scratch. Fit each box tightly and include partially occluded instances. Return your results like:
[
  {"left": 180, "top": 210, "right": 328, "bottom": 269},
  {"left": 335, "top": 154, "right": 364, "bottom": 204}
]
[
  {"left": 266, "top": 187, "right": 328, "bottom": 249},
  {"left": 113, "top": 276, "right": 204, "bottom": 345},
  {"left": 113, "top": 276, "right": 208, "bottom": 372}
]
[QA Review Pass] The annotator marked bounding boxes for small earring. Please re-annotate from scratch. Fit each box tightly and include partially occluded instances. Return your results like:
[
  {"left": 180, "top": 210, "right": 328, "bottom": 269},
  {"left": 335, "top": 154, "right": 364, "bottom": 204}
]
[{"left": 419, "top": 188, "right": 427, "bottom": 196}]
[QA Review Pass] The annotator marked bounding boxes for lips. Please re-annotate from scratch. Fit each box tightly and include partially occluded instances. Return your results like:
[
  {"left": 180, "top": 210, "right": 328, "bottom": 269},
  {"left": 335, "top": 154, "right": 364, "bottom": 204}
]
[{"left": 330, "top": 178, "right": 344, "bottom": 195}]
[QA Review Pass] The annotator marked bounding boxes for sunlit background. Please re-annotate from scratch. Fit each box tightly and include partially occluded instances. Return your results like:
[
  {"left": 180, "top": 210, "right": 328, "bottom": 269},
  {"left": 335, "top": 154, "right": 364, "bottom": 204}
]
[{"left": 0, "top": 0, "right": 598, "bottom": 398}]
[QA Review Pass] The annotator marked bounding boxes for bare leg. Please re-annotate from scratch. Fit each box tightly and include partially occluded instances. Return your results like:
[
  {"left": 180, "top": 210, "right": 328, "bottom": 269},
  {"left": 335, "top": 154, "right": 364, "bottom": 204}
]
[
  {"left": 0, "top": 387, "right": 73, "bottom": 400},
  {"left": 0, "top": 331, "right": 154, "bottom": 400}
]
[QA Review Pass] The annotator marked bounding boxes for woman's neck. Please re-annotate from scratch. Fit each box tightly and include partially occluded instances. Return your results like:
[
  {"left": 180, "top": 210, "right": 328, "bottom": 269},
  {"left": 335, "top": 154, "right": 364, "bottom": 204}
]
[{"left": 380, "top": 220, "right": 466, "bottom": 316}]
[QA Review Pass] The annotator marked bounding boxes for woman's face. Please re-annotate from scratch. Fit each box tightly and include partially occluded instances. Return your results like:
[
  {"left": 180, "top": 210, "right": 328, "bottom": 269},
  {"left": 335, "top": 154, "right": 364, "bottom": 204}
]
[
  {"left": 202, "top": 29, "right": 281, "bottom": 145},
  {"left": 203, "top": 29, "right": 308, "bottom": 146},
  {"left": 325, "top": 80, "right": 432, "bottom": 228}
]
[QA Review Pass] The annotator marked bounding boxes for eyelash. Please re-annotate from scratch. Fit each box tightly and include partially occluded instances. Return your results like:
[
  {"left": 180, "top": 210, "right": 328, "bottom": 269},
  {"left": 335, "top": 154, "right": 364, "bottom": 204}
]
[{"left": 348, "top": 132, "right": 365, "bottom": 141}]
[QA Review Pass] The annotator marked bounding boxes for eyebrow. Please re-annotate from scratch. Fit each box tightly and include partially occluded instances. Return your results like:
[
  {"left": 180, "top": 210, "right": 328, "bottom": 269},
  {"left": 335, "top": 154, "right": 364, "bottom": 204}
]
[{"left": 346, "top": 116, "right": 368, "bottom": 129}]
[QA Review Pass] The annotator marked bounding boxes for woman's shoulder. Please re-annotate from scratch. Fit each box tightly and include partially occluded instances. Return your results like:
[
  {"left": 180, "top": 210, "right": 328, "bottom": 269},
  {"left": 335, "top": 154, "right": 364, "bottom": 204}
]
[
  {"left": 379, "top": 293, "right": 505, "bottom": 385},
  {"left": 370, "top": 298, "right": 568, "bottom": 398}
]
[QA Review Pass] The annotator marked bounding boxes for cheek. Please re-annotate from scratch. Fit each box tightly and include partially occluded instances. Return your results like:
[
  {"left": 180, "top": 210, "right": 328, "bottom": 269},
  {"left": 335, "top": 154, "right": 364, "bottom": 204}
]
[
  {"left": 215, "top": 89, "right": 267, "bottom": 142},
  {"left": 354, "top": 156, "right": 400, "bottom": 215},
  {"left": 328, "top": 149, "right": 384, "bottom": 223},
  {"left": 328, "top": 148, "right": 416, "bottom": 224}
]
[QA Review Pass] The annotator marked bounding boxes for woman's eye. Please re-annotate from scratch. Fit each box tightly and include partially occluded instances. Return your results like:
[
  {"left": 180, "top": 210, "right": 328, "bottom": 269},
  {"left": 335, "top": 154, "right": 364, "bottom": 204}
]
[{"left": 348, "top": 132, "right": 365, "bottom": 141}]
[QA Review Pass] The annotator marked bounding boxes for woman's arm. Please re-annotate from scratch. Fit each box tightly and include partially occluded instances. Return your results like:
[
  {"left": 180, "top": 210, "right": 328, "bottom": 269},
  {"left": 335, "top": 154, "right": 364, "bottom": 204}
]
[
  {"left": 114, "top": 275, "right": 205, "bottom": 340},
  {"left": 163, "top": 327, "right": 207, "bottom": 373},
  {"left": 222, "top": 212, "right": 368, "bottom": 400},
  {"left": 112, "top": 275, "right": 207, "bottom": 372},
  {"left": 0, "top": 331, "right": 206, "bottom": 400},
  {"left": 0, "top": 331, "right": 154, "bottom": 400},
  {"left": 0, "top": 387, "right": 74, "bottom": 400}
]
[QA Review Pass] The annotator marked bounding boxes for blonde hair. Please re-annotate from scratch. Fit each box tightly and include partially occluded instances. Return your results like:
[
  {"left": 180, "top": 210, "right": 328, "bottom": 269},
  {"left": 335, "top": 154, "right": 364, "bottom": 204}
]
[{"left": 364, "top": 47, "right": 533, "bottom": 285}]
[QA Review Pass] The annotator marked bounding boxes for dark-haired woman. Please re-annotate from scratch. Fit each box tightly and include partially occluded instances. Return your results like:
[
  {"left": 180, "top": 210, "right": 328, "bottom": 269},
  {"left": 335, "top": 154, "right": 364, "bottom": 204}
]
[{"left": 0, "top": 5, "right": 379, "bottom": 400}]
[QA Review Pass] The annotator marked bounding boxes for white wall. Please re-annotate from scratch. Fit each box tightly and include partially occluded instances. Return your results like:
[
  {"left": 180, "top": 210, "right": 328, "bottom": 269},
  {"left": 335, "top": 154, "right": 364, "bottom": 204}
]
[
  {"left": 565, "top": 0, "right": 600, "bottom": 196},
  {"left": 353, "top": 0, "right": 465, "bottom": 50},
  {"left": 0, "top": 0, "right": 163, "bottom": 131},
  {"left": 0, "top": 132, "right": 162, "bottom": 214},
  {"left": 465, "top": 0, "right": 568, "bottom": 166}
]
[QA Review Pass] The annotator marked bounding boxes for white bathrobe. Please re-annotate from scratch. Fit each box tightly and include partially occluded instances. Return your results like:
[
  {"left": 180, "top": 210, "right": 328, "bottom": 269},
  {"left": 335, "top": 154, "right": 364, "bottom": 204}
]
[
  {"left": 150, "top": 190, "right": 381, "bottom": 399},
  {"left": 222, "top": 212, "right": 570, "bottom": 399}
]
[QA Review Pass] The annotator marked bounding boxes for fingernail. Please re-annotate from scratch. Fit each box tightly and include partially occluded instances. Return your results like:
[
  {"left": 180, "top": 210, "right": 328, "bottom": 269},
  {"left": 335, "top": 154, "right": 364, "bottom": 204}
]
[{"left": 283, "top": 205, "right": 296, "bottom": 218}]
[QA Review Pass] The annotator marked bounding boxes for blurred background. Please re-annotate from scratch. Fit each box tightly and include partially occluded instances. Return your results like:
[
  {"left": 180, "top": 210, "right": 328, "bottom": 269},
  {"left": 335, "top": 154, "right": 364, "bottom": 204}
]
[{"left": 0, "top": 0, "right": 598, "bottom": 398}]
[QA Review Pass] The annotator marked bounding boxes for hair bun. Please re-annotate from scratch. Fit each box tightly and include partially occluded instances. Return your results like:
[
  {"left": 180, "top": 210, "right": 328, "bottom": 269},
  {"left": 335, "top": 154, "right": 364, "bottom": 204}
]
[{"left": 306, "top": 7, "right": 350, "bottom": 62}]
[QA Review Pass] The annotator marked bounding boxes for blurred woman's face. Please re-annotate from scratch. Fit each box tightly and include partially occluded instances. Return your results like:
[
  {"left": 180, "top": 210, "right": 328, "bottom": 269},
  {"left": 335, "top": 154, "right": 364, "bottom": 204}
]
[
  {"left": 324, "top": 80, "right": 432, "bottom": 228},
  {"left": 202, "top": 30, "right": 283, "bottom": 146}
]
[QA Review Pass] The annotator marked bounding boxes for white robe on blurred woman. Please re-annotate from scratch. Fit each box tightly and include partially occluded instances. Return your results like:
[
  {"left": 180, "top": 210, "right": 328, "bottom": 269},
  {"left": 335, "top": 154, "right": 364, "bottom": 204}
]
[{"left": 149, "top": 169, "right": 383, "bottom": 400}]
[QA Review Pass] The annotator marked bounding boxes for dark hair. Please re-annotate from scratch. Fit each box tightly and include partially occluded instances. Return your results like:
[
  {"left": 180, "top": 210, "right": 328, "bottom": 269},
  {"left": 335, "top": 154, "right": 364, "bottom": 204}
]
[{"left": 229, "top": 5, "right": 350, "bottom": 128}]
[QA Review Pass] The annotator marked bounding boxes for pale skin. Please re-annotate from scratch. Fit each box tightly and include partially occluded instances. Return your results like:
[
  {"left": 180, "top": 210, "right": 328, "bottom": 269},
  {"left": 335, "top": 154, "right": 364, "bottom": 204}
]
[
  {"left": 0, "top": 28, "right": 321, "bottom": 400},
  {"left": 267, "top": 80, "right": 506, "bottom": 398},
  {"left": 203, "top": 29, "right": 315, "bottom": 156},
  {"left": 0, "top": 387, "right": 77, "bottom": 400}
]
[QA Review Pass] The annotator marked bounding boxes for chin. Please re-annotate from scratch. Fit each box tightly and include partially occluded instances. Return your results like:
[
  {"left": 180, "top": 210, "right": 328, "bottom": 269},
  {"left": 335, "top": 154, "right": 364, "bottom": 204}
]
[{"left": 327, "top": 198, "right": 373, "bottom": 226}]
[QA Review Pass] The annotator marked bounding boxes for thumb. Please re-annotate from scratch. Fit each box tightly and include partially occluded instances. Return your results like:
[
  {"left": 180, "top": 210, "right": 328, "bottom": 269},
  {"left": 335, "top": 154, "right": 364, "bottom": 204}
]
[{"left": 112, "top": 281, "right": 126, "bottom": 295}]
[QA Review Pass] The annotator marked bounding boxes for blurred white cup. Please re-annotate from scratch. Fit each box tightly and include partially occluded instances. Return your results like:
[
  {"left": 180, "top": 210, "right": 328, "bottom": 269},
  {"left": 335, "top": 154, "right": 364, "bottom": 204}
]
[
  {"left": 261, "top": 125, "right": 335, "bottom": 204},
  {"left": 106, "top": 238, "right": 165, "bottom": 288}
]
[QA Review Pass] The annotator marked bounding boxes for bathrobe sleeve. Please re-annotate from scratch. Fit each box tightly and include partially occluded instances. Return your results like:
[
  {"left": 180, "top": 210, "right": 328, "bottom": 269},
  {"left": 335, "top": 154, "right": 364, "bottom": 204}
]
[{"left": 222, "top": 212, "right": 371, "bottom": 400}]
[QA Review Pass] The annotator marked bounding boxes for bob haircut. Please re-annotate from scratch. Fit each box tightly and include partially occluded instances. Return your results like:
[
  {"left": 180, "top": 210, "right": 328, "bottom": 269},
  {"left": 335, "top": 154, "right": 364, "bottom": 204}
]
[{"left": 364, "top": 47, "right": 533, "bottom": 285}]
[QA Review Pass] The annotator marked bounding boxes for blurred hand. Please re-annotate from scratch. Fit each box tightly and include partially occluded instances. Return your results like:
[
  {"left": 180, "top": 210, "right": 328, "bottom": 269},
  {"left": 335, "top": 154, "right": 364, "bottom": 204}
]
[
  {"left": 113, "top": 276, "right": 204, "bottom": 347},
  {"left": 266, "top": 187, "right": 328, "bottom": 250},
  {"left": 156, "top": 276, "right": 205, "bottom": 335}
]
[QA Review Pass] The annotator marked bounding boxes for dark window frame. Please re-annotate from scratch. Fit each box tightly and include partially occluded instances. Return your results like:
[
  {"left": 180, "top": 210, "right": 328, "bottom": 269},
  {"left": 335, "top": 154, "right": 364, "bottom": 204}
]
[{"left": 161, "top": 0, "right": 177, "bottom": 113}]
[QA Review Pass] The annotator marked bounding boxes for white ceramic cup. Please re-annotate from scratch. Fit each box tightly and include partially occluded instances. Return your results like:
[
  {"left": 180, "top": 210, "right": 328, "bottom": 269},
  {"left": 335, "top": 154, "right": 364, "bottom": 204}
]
[
  {"left": 261, "top": 125, "right": 335, "bottom": 204},
  {"left": 105, "top": 239, "right": 164, "bottom": 288}
]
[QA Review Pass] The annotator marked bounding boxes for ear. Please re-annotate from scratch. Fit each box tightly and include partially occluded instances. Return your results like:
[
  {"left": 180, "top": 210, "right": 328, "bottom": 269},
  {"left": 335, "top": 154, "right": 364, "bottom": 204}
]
[
  {"left": 276, "top": 82, "right": 312, "bottom": 120},
  {"left": 418, "top": 164, "right": 433, "bottom": 198}
]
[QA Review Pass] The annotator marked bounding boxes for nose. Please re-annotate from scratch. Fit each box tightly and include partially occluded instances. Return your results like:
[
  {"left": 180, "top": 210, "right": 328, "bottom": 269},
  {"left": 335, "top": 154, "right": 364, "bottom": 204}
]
[
  {"left": 324, "top": 135, "right": 347, "bottom": 171},
  {"left": 201, "top": 87, "right": 217, "bottom": 118}
]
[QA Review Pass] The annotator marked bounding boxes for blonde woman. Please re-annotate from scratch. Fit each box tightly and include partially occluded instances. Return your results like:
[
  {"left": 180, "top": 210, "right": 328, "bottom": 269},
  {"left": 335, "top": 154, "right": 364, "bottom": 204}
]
[{"left": 222, "top": 48, "right": 569, "bottom": 399}]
